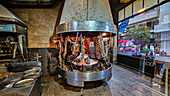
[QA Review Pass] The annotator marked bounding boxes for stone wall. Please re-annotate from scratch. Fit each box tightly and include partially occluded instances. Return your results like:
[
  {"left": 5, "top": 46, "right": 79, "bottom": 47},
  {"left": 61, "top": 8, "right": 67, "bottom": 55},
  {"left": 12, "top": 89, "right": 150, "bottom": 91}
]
[
  {"left": 9, "top": 3, "right": 62, "bottom": 74},
  {"left": 10, "top": 3, "right": 61, "bottom": 48},
  {"left": 27, "top": 48, "right": 50, "bottom": 75}
]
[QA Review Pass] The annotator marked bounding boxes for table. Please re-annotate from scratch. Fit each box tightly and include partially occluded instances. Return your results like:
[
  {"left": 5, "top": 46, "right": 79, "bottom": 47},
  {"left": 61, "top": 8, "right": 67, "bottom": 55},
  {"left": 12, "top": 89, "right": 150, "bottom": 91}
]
[{"left": 155, "top": 56, "right": 170, "bottom": 96}]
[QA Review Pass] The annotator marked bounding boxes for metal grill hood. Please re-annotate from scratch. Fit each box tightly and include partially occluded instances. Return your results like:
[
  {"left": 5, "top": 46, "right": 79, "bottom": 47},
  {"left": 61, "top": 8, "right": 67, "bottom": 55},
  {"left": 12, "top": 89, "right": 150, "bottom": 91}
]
[
  {"left": 0, "top": 4, "right": 26, "bottom": 26},
  {"left": 57, "top": 0, "right": 117, "bottom": 35}
]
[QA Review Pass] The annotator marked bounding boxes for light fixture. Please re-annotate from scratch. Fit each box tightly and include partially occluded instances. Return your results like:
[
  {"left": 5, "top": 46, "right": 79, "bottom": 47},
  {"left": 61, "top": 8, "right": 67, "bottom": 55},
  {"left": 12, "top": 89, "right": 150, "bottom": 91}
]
[
  {"left": 102, "top": 33, "right": 107, "bottom": 36},
  {"left": 138, "top": 8, "right": 145, "bottom": 13}
]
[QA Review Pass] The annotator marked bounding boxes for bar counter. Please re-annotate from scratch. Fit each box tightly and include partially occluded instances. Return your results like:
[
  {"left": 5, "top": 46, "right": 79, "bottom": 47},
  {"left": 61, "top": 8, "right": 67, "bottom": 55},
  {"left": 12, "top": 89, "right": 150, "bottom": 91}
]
[
  {"left": 117, "top": 53, "right": 145, "bottom": 72},
  {"left": 155, "top": 56, "right": 170, "bottom": 96}
]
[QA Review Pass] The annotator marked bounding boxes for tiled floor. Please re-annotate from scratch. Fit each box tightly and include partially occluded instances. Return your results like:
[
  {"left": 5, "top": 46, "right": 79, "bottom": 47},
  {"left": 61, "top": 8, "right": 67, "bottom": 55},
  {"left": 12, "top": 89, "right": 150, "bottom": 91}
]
[{"left": 41, "top": 64, "right": 168, "bottom": 96}]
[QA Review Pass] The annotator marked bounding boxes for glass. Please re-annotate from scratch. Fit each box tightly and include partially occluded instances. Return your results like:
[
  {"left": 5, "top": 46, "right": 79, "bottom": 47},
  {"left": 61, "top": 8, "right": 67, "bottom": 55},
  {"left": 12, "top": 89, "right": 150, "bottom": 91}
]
[{"left": 118, "top": 2, "right": 170, "bottom": 96}]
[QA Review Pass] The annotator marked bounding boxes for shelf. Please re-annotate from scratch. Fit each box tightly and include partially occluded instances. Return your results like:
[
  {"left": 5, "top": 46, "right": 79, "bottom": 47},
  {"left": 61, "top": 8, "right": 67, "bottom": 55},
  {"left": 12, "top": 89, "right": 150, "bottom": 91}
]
[
  {"left": 0, "top": 58, "right": 18, "bottom": 63},
  {"left": 0, "top": 31, "right": 20, "bottom": 36},
  {"left": 0, "top": 59, "right": 12, "bottom": 62},
  {"left": 0, "top": 54, "right": 13, "bottom": 57},
  {"left": 0, "top": 41, "right": 18, "bottom": 44}
]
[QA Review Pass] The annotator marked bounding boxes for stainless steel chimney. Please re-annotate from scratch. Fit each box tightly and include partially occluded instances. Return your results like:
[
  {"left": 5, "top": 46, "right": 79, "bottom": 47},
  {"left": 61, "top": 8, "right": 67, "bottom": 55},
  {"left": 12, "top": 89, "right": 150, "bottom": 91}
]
[
  {"left": 55, "top": 0, "right": 117, "bottom": 87},
  {"left": 0, "top": 4, "right": 26, "bottom": 27},
  {"left": 57, "top": 0, "right": 117, "bottom": 35}
]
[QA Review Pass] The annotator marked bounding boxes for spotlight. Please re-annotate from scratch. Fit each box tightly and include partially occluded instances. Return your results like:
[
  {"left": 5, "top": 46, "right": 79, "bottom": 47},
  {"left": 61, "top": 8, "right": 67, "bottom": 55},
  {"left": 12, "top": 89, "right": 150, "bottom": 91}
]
[{"left": 102, "top": 33, "right": 107, "bottom": 36}]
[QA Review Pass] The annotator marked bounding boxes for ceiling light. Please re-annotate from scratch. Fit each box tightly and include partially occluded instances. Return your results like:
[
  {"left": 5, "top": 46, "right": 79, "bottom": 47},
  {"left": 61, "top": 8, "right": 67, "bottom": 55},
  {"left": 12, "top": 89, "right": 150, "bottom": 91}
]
[
  {"left": 138, "top": 8, "right": 145, "bottom": 13},
  {"left": 102, "top": 33, "right": 107, "bottom": 36}
]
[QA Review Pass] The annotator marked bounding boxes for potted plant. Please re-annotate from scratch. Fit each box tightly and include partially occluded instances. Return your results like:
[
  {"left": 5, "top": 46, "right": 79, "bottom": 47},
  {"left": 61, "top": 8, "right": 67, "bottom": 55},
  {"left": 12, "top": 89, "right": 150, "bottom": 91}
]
[{"left": 124, "top": 26, "right": 152, "bottom": 56}]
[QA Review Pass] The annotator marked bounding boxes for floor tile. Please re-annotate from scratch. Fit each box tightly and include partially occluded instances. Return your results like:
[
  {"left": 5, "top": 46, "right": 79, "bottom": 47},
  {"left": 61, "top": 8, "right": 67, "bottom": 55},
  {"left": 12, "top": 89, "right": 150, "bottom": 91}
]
[{"left": 41, "top": 64, "right": 165, "bottom": 96}]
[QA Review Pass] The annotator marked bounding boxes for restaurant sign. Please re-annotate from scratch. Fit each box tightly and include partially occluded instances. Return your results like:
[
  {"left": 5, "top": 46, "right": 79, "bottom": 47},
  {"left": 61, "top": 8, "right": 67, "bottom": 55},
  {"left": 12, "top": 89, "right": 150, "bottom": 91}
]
[
  {"left": 0, "top": 25, "right": 13, "bottom": 32},
  {"left": 144, "top": 58, "right": 155, "bottom": 78}
]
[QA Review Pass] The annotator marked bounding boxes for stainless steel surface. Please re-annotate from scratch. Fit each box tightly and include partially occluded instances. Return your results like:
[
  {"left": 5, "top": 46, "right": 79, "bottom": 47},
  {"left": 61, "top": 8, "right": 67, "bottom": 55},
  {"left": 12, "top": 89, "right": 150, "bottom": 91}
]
[
  {"left": 56, "top": 0, "right": 116, "bottom": 87},
  {"left": 0, "top": 4, "right": 26, "bottom": 27},
  {"left": 24, "top": 72, "right": 40, "bottom": 79},
  {"left": 24, "top": 67, "right": 41, "bottom": 74},
  {"left": 57, "top": 64, "right": 112, "bottom": 87},
  {"left": 13, "top": 78, "right": 35, "bottom": 88},
  {"left": 57, "top": 21, "right": 116, "bottom": 35},
  {"left": 57, "top": 0, "right": 117, "bottom": 35},
  {"left": 59, "top": 0, "right": 114, "bottom": 24},
  {"left": 0, "top": 62, "right": 42, "bottom": 96}
]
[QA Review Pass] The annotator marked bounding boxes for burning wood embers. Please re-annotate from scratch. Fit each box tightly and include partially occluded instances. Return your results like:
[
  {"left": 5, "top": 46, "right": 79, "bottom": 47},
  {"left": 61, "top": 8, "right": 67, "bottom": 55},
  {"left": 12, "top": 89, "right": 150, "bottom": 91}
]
[{"left": 53, "top": 32, "right": 111, "bottom": 72}]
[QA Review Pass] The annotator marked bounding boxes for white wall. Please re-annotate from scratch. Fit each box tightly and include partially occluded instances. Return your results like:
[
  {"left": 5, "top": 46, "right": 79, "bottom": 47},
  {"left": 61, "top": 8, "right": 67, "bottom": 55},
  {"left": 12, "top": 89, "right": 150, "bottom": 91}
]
[{"left": 159, "top": 2, "right": 170, "bottom": 55}]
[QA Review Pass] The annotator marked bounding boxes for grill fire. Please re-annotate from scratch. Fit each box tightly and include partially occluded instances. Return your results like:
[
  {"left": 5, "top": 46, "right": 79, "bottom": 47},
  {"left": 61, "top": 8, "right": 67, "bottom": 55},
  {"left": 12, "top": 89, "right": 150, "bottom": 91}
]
[{"left": 54, "top": 0, "right": 117, "bottom": 87}]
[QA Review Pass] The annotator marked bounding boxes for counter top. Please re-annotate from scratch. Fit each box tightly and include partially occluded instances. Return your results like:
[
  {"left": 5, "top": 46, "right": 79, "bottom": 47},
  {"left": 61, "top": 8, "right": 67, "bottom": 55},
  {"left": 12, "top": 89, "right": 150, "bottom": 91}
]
[
  {"left": 1, "top": 77, "right": 38, "bottom": 96},
  {"left": 118, "top": 53, "right": 145, "bottom": 60},
  {"left": 155, "top": 56, "right": 170, "bottom": 63},
  {"left": 0, "top": 61, "right": 42, "bottom": 96}
]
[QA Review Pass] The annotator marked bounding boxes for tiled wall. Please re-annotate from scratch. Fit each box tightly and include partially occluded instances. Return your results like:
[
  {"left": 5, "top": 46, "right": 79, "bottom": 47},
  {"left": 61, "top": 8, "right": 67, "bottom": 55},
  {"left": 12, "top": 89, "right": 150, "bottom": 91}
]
[{"left": 10, "top": 4, "right": 61, "bottom": 48}]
